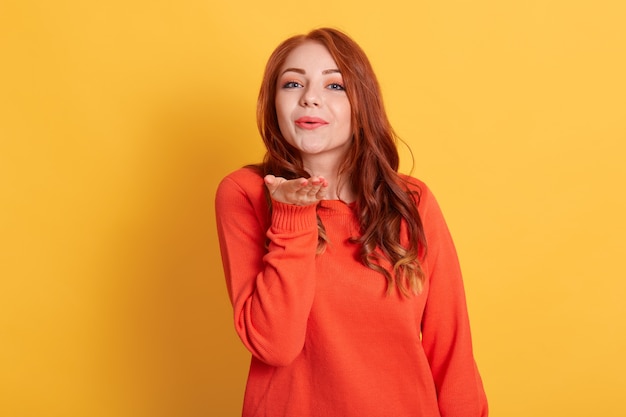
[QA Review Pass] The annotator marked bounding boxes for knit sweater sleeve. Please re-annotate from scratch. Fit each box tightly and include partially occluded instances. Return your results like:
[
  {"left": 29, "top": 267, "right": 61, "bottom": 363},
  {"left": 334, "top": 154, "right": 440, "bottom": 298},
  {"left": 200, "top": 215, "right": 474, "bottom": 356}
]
[
  {"left": 215, "top": 171, "right": 319, "bottom": 366},
  {"left": 418, "top": 185, "right": 488, "bottom": 417}
]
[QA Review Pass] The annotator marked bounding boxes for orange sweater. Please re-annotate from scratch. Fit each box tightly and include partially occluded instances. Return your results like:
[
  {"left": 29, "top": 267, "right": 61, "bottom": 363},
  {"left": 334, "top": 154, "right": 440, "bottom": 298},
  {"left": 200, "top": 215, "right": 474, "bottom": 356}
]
[{"left": 215, "top": 168, "right": 488, "bottom": 417}]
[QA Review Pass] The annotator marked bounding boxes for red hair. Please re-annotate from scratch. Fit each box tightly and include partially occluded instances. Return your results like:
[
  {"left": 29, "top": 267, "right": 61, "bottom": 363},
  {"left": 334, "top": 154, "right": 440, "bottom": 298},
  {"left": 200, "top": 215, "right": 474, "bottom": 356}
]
[{"left": 256, "top": 28, "right": 426, "bottom": 295}]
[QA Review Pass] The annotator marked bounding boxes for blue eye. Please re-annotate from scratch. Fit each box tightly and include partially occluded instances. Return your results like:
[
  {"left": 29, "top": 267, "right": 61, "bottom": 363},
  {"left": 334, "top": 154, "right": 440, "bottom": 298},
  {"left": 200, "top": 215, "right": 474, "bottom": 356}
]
[
  {"left": 327, "top": 83, "right": 345, "bottom": 91},
  {"left": 283, "top": 81, "right": 302, "bottom": 88}
]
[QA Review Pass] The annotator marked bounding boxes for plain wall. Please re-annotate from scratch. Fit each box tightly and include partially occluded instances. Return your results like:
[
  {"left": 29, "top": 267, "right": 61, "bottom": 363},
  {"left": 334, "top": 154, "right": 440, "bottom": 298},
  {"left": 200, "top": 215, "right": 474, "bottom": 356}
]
[{"left": 1, "top": 0, "right": 625, "bottom": 416}]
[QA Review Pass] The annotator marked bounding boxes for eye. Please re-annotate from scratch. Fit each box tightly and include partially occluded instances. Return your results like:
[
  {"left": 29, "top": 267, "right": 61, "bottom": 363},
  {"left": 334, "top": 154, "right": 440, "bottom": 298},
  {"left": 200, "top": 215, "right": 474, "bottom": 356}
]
[
  {"left": 282, "top": 81, "right": 303, "bottom": 89},
  {"left": 327, "top": 83, "right": 345, "bottom": 91}
]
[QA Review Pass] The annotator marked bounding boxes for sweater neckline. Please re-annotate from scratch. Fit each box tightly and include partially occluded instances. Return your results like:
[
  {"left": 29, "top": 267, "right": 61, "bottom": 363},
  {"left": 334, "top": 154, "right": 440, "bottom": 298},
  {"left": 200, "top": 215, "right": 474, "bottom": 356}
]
[{"left": 318, "top": 199, "right": 356, "bottom": 213}]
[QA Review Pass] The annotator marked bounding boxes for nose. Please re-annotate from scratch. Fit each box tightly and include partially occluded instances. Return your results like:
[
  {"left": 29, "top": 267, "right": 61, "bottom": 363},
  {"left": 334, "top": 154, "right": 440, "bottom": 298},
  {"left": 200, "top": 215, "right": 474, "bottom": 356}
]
[{"left": 300, "top": 85, "right": 321, "bottom": 107}]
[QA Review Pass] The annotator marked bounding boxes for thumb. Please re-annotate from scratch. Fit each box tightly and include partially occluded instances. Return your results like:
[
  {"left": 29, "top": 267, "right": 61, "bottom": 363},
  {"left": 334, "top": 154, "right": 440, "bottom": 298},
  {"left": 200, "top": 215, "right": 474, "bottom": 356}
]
[{"left": 264, "top": 174, "right": 284, "bottom": 195}]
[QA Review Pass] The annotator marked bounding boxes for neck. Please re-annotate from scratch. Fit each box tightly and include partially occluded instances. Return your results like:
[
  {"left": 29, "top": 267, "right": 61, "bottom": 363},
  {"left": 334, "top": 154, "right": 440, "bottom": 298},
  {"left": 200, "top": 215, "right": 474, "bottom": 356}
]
[{"left": 302, "top": 160, "right": 355, "bottom": 203}]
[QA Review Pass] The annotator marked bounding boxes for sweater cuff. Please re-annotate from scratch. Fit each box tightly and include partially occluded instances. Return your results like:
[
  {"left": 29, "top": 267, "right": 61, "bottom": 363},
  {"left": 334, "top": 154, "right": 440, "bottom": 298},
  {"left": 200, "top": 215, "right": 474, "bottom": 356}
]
[{"left": 271, "top": 200, "right": 318, "bottom": 232}]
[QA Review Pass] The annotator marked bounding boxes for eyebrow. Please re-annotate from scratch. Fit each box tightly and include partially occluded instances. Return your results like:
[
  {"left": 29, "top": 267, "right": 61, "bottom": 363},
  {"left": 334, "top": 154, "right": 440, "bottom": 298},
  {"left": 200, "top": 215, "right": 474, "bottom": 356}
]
[{"left": 281, "top": 68, "right": 341, "bottom": 75}]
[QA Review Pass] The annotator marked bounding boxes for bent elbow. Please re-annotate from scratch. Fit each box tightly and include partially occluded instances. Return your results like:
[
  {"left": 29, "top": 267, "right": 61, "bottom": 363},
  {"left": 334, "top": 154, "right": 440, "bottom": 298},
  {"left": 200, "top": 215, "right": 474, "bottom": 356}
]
[
  {"left": 239, "top": 330, "right": 305, "bottom": 367},
  {"left": 259, "top": 349, "right": 301, "bottom": 367},
  {"left": 235, "top": 307, "right": 307, "bottom": 367}
]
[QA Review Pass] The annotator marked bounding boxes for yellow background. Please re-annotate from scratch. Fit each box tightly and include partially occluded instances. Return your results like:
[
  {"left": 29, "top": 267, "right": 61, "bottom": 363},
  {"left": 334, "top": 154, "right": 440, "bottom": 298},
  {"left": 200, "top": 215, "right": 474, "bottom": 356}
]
[{"left": 1, "top": 0, "right": 625, "bottom": 416}]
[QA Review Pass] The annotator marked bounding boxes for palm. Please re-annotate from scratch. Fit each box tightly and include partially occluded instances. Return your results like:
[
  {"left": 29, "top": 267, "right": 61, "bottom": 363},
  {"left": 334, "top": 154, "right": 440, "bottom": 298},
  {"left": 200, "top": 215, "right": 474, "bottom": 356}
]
[{"left": 264, "top": 175, "right": 329, "bottom": 206}]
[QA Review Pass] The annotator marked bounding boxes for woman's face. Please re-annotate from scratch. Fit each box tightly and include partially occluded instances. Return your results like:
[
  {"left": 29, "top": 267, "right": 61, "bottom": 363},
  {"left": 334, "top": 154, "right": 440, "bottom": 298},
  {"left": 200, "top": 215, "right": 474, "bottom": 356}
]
[{"left": 275, "top": 41, "right": 352, "bottom": 171}]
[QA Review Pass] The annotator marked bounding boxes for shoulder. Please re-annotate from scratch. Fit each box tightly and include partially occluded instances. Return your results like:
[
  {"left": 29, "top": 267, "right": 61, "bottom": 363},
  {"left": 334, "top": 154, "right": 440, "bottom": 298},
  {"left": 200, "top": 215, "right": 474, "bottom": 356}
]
[
  {"left": 215, "top": 166, "right": 266, "bottom": 208},
  {"left": 398, "top": 174, "right": 445, "bottom": 222},
  {"left": 217, "top": 166, "right": 264, "bottom": 194},
  {"left": 399, "top": 173, "right": 426, "bottom": 191},
  {"left": 398, "top": 174, "right": 434, "bottom": 202},
  {"left": 220, "top": 166, "right": 264, "bottom": 186}
]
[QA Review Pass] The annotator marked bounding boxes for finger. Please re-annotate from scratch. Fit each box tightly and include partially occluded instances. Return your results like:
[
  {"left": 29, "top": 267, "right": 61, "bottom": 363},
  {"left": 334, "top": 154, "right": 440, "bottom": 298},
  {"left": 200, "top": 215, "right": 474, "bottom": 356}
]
[
  {"left": 303, "top": 176, "right": 321, "bottom": 193},
  {"left": 263, "top": 175, "right": 279, "bottom": 194},
  {"left": 264, "top": 175, "right": 290, "bottom": 195},
  {"left": 310, "top": 176, "right": 326, "bottom": 187},
  {"left": 316, "top": 182, "right": 329, "bottom": 200},
  {"left": 287, "top": 178, "right": 309, "bottom": 194},
  {"left": 263, "top": 174, "right": 275, "bottom": 185}
]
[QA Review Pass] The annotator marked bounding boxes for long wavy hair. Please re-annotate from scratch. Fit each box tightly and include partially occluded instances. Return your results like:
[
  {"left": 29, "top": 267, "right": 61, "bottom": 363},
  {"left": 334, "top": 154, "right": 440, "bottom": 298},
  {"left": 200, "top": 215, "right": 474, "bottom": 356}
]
[{"left": 255, "top": 27, "right": 427, "bottom": 295}]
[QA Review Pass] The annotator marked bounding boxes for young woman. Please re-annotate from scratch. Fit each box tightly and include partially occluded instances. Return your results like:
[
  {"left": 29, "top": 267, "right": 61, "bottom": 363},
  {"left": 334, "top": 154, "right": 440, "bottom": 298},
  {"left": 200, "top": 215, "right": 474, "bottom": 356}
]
[{"left": 215, "top": 27, "right": 488, "bottom": 417}]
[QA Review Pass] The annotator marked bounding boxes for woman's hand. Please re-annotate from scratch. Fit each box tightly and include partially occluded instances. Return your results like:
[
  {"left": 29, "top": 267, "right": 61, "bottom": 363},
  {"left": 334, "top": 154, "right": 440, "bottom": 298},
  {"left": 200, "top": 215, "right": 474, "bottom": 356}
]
[{"left": 264, "top": 175, "right": 329, "bottom": 206}]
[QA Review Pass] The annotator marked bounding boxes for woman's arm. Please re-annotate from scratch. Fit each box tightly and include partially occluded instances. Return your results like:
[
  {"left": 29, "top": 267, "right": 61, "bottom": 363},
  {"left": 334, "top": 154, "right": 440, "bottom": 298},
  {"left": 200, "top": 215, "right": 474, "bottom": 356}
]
[
  {"left": 215, "top": 172, "right": 319, "bottom": 366},
  {"left": 418, "top": 185, "right": 489, "bottom": 416}
]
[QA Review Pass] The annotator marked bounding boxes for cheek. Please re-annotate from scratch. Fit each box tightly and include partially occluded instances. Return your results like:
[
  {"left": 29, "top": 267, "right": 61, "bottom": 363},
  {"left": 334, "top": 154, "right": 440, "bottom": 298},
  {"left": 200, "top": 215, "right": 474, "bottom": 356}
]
[
  {"left": 274, "top": 101, "right": 289, "bottom": 128},
  {"left": 336, "top": 102, "right": 352, "bottom": 131},
  {"left": 275, "top": 96, "right": 295, "bottom": 123},
  {"left": 274, "top": 104, "right": 294, "bottom": 143}
]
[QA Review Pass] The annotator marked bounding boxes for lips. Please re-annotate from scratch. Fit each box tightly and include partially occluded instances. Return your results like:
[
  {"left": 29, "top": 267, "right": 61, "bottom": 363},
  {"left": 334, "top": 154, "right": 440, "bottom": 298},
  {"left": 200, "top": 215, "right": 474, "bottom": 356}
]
[{"left": 295, "top": 116, "right": 329, "bottom": 130}]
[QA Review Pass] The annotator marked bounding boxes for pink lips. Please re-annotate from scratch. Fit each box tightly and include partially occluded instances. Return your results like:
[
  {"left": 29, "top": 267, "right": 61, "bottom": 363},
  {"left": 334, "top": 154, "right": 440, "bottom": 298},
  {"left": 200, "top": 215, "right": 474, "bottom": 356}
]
[{"left": 295, "top": 116, "right": 328, "bottom": 130}]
